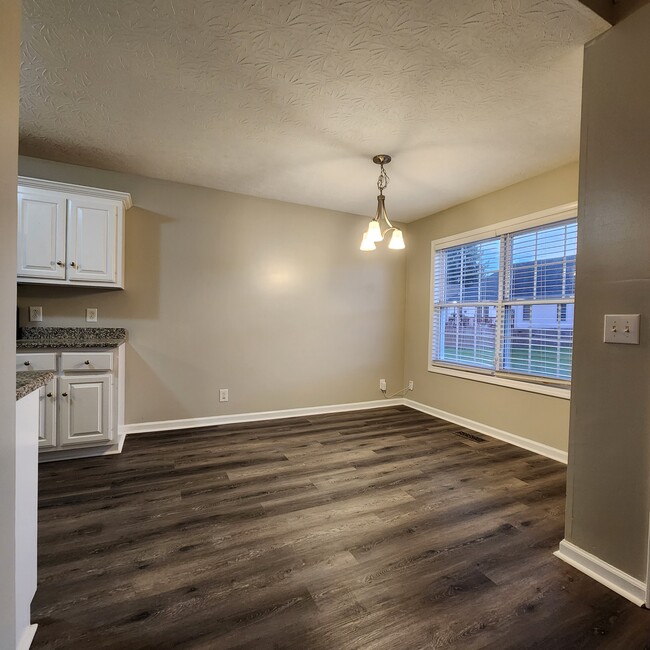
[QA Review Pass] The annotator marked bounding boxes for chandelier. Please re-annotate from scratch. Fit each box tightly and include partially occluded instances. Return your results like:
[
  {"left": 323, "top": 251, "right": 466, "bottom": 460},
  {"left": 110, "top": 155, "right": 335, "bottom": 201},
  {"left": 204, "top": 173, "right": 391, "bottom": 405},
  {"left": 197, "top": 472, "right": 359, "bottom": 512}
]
[{"left": 360, "top": 154, "right": 405, "bottom": 251}]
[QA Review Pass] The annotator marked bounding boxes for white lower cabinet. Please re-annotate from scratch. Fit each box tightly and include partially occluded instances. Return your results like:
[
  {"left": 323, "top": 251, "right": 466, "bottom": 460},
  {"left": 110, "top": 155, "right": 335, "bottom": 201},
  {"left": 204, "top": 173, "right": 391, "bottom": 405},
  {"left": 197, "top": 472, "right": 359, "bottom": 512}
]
[
  {"left": 37, "top": 378, "right": 57, "bottom": 449},
  {"left": 17, "top": 346, "right": 125, "bottom": 460},
  {"left": 59, "top": 375, "right": 111, "bottom": 446}
]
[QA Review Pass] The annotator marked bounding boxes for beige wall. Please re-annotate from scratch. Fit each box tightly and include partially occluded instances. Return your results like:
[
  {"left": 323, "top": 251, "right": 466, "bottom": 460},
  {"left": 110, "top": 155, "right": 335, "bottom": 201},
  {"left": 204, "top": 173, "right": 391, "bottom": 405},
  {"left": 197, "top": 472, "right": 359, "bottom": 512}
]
[
  {"left": 403, "top": 163, "right": 579, "bottom": 453},
  {"left": 565, "top": 4, "right": 650, "bottom": 581},
  {"left": 17, "top": 156, "right": 406, "bottom": 425},
  {"left": 1, "top": 1, "right": 20, "bottom": 646}
]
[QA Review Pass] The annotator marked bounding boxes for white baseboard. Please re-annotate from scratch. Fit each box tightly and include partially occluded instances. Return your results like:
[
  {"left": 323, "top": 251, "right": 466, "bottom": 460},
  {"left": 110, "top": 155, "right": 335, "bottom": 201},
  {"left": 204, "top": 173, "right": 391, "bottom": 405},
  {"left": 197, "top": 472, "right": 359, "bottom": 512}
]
[
  {"left": 554, "top": 539, "right": 646, "bottom": 606},
  {"left": 17, "top": 623, "right": 37, "bottom": 650},
  {"left": 119, "top": 398, "right": 567, "bottom": 466},
  {"left": 403, "top": 398, "right": 567, "bottom": 464},
  {"left": 38, "top": 443, "right": 122, "bottom": 463},
  {"left": 120, "top": 398, "right": 403, "bottom": 436}
]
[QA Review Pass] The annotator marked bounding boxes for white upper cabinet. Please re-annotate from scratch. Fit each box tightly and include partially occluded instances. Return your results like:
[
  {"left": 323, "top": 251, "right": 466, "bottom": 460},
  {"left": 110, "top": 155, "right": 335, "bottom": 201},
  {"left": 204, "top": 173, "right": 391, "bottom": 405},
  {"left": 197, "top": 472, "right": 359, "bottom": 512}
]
[
  {"left": 17, "top": 177, "right": 131, "bottom": 288},
  {"left": 17, "top": 191, "right": 67, "bottom": 280},
  {"left": 67, "top": 197, "right": 119, "bottom": 284}
]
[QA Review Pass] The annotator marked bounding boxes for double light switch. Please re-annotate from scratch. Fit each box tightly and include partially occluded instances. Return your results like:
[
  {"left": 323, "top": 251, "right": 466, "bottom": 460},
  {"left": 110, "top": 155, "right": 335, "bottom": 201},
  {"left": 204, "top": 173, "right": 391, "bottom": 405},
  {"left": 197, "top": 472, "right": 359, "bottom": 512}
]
[{"left": 603, "top": 314, "right": 640, "bottom": 344}]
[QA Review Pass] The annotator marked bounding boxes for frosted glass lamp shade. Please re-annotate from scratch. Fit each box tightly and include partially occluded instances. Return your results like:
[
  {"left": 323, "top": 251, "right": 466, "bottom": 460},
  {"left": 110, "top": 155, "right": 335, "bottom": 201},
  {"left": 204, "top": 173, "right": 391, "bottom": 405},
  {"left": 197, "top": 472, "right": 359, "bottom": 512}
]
[
  {"left": 367, "top": 219, "right": 383, "bottom": 242},
  {"left": 360, "top": 231, "right": 376, "bottom": 251},
  {"left": 388, "top": 228, "right": 405, "bottom": 250}
]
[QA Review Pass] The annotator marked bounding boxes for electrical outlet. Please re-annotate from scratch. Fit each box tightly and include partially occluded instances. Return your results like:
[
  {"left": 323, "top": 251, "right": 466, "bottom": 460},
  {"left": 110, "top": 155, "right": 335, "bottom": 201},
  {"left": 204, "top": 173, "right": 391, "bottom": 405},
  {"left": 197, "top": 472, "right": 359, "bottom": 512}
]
[
  {"left": 219, "top": 388, "right": 229, "bottom": 402},
  {"left": 408, "top": 380, "right": 414, "bottom": 390},
  {"left": 29, "top": 306, "right": 42, "bottom": 322},
  {"left": 86, "top": 308, "right": 98, "bottom": 323},
  {"left": 379, "top": 379, "right": 387, "bottom": 391}
]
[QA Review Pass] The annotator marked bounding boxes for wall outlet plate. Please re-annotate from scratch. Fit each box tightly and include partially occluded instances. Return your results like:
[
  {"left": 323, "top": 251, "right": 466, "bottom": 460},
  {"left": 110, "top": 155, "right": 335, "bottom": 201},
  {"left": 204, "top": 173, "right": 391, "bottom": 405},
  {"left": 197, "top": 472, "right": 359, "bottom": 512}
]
[
  {"left": 86, "top": 308, "right": 98, "bottom": 323},
  {"left": 219, "top": 388, "right": 229, "bottom": 402},
  {"left": 29, "top": 306, "right": 42, "bottom": 322},
  {"left": 379, "top": 379, "right": 387, "bottom": 391},
  {"left": 603, "top": 314, "right": 640, "bottom": 344}
]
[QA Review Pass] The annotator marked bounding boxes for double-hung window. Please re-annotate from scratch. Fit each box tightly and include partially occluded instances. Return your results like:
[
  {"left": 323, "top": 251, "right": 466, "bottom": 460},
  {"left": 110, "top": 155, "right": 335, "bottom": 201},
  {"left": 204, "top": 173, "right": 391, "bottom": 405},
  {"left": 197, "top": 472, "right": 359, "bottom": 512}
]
[{"left": 430, "top": 205, "right": 577, "bottom": 393}]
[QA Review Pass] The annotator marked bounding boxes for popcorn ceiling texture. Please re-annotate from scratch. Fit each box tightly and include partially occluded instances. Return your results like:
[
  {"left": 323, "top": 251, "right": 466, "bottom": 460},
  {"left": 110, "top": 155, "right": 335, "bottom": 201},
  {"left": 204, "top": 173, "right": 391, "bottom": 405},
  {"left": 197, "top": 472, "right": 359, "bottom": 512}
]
[{"left": 19, "top": 0, "right": 607, "bottom": 221}]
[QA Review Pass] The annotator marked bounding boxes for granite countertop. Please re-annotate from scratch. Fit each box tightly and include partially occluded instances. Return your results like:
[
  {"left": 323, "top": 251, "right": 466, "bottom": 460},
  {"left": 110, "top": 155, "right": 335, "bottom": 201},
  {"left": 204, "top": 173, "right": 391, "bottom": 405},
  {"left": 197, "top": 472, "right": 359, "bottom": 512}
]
[
  {"left": 17, "top": 327, "right": 127, "bottom": 350},
  {"left": 16, "top": 371, "right": 55, "bottom": 400}
]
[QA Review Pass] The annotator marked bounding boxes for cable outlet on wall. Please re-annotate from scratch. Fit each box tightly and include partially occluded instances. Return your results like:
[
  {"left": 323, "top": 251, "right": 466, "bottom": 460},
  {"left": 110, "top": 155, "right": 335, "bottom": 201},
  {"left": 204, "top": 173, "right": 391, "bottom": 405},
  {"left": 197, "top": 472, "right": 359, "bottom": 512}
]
[
  {"left": 379, "top": 379, "right": 387, "bottom": 391},
  {"left": 29, "top": 306, "right": 42, "bottom": 322},
  {"left": 219, "top": 388, "right": 229, "bottom": 402},
  {"left": 86, "top": 308, "right": 98, "bottom": 323},
  {"left": 408, "top": 380, "right": 414, "bottom": 390}
]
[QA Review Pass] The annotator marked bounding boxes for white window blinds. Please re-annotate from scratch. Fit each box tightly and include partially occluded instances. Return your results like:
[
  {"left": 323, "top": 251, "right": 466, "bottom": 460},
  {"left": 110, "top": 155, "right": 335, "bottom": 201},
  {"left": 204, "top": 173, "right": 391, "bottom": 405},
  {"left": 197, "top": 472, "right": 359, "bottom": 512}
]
[{"left": 432, "top": 218, "right": 577, "bottom": 382}]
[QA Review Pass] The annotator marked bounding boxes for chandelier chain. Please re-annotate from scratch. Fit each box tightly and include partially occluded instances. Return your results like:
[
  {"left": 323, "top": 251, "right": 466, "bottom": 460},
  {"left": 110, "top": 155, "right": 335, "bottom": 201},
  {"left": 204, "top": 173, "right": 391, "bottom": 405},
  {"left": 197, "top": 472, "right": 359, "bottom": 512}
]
[{"left": 377, "top": 165, "right": 389, "bottom": 195}]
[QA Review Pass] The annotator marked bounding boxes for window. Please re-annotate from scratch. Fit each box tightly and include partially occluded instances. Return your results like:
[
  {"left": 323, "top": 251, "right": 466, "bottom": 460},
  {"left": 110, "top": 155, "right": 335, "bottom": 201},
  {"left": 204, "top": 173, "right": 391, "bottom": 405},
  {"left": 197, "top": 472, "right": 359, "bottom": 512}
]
[{"left": 431, "top": 209, "right": 577, "bottom": 387}]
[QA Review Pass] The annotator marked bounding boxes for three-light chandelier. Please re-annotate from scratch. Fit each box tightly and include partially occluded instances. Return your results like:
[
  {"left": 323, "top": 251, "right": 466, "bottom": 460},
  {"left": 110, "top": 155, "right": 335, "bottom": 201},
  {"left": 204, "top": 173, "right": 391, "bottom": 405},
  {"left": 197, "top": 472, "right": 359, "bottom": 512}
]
[{"left": 360, "top": 154, "right": 405, "bottom": 251}]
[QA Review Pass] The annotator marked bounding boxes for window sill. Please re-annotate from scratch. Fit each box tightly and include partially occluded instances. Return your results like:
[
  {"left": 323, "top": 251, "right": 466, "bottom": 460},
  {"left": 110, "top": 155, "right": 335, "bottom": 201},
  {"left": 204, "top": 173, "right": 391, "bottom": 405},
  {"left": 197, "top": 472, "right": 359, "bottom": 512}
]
[{"left": 427, "top": 364, "right": 571, "bottom": 399}]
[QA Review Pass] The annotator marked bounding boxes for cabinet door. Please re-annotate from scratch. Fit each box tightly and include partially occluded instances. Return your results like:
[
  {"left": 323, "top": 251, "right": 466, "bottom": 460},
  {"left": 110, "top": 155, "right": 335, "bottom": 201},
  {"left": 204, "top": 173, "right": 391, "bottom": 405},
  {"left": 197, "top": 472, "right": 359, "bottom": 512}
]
[
  {"left": 38, "top": 378, "right": 57, "bottom": 449},
  {"left": 59, "top": 375, "right": 112, "bottom": 446},
  {"left": 67, "top": 197, "right": 119, "bottom": 284},
  {"left": 17, "top": 191, "right": 67, "bottom": 279}
]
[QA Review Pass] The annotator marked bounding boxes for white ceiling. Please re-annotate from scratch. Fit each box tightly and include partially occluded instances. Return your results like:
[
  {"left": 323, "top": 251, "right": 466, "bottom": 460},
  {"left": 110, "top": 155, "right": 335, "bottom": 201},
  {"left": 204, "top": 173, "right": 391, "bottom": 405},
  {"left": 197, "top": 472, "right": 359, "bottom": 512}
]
[{"left": 19, "top": 0, "right": 608, "bottom": 222}]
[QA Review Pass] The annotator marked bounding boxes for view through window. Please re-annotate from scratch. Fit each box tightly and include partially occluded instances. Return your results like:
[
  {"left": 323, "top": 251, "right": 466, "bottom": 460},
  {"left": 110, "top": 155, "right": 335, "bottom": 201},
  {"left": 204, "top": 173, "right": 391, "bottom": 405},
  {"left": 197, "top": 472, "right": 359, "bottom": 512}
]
[{"left": 431, "top": 218, "right": 577, "bottom": 382}]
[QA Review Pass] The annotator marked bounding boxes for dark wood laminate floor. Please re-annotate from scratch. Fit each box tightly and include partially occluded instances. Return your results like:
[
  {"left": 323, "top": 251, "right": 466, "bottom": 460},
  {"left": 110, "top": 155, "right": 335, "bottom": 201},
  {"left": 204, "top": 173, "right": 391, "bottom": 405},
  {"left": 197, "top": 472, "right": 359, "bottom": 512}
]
[{"left": 33, "top": 406, "right": 650, "bottom": 649}]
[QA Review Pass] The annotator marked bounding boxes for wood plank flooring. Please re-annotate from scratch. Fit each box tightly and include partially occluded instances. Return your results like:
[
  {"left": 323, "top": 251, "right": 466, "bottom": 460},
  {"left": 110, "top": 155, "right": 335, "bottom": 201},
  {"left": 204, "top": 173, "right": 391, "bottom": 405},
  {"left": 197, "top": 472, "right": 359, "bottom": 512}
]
[{"left": 32, "top": 406, "right": 650, "bottom": 649}]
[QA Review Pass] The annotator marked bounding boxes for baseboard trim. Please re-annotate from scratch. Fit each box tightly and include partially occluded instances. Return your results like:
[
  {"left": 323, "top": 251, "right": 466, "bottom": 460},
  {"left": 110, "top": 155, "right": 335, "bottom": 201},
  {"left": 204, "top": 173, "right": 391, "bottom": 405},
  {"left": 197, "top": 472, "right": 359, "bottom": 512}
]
[
  {"left": 17, "top": 623, "right": 37, "bottom": 650},
  {"left": 120, "top": 398, "right": 567, "bottom": 465},
  {"left": 403, "top": 398, "right": 568, "bottom": 464},
  {"left": 39, "top": 443, "right": 122, "bottom": 463},
  {"left": 120, "top": 399, "right": 404, "bottom": 435},
  {"left": 554, "top": 539, "right": 646, "bottom": 606}
]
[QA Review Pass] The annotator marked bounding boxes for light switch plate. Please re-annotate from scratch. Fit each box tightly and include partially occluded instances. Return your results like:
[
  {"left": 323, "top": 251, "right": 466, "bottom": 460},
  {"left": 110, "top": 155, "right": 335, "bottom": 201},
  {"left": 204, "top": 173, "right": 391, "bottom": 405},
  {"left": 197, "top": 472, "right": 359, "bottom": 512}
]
[{"left": 603, "top": 314, "right": 640, "bottom": 344}]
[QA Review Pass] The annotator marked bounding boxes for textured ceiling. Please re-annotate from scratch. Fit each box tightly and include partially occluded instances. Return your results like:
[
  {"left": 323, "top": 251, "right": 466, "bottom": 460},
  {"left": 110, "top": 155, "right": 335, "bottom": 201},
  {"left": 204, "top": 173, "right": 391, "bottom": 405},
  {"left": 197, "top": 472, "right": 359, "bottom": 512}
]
[{"left": 19, "top": 0, "right": 608, "bottom": 221}]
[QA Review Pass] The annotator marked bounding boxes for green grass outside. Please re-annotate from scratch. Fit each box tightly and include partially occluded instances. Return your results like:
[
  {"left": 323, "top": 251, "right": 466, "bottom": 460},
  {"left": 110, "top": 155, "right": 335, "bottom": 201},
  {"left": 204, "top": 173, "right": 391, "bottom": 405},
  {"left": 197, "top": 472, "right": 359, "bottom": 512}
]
[{"left": 442, "top": 346, "right": 572, "bottom": 378}]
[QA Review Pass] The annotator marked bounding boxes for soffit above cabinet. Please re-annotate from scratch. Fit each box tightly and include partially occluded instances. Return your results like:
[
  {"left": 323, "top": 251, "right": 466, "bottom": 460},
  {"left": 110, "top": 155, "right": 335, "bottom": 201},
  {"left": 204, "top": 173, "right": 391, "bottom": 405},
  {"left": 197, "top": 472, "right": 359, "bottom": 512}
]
[{"left": 19, "top": 0, "right": 608, "bottom": 222}]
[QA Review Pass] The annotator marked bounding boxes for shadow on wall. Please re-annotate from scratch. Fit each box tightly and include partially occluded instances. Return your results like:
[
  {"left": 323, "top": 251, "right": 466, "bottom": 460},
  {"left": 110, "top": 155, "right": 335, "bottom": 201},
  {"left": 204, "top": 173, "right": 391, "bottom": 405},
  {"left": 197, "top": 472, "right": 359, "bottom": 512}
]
[{"left": 122, "top": 345, "right": 189, "bottom": 424}]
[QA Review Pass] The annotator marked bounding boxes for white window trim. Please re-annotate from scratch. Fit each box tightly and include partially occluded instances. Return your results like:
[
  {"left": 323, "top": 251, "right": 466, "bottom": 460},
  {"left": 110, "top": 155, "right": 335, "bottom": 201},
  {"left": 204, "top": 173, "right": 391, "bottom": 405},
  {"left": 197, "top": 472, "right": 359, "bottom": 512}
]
[{"left": 428, "top": 201, "right": 577, "bottom": 400}]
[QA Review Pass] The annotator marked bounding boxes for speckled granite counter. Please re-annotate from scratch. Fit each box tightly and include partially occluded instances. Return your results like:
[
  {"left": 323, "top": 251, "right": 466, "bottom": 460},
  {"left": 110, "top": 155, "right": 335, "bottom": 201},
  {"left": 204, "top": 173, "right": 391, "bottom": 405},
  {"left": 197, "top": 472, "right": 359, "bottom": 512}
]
[
  {"left": 17, "top": 327, "right": 127, "bottom": 350},
  {"left": 16, "top": 370, "right": 55, "bottom": 400}
]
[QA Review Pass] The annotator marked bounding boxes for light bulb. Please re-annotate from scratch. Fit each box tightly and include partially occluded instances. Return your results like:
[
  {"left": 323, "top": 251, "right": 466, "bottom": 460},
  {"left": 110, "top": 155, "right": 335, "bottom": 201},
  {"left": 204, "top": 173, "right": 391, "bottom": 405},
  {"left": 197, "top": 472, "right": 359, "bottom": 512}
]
[
  {"left": 360, "top": 231, "right": 376, "bottom": 251},
  {"left": 367, "top": 219, "right": 383, "bottom": 242},
  {"left": 388, "top": 228, "right": 405, "bottom": 250}
]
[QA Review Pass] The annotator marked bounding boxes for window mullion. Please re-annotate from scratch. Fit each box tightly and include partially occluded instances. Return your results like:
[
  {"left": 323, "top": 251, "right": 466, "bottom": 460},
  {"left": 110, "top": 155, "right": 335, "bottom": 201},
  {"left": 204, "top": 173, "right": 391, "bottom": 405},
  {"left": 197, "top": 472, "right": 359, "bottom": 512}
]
[
  {"left": 496, "top": 234, "right": 509, "bottom": 372},
  {"left": 533, "top": 232, "right": 539, "bottom": 300},
  {"left": 562, "top": 223, "right": 567, "bottom": 299}
]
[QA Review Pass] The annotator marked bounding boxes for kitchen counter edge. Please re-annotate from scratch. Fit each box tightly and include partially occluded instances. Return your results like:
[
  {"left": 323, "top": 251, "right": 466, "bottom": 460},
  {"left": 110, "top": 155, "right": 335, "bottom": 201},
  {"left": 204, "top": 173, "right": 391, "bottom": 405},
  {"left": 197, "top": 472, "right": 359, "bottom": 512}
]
[{"left": 16, "top": 371, "right": 55, "bottom": 401}]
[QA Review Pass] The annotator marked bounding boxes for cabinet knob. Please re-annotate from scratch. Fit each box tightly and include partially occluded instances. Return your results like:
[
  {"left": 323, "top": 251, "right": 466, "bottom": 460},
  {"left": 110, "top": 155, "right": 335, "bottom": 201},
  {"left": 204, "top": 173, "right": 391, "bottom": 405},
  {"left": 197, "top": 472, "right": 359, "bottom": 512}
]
[
  {"left": 56, "top": 261, "right": 64, "bottom": 267},
  {"left": 23, "top": 360, "right": 30, "bottom": 366},
  {"left": 61, "top": 392, "right": 68, "bottom": 397},
  {"left": 84, "top": 360, "right": 90, "bottom": 365},
  {"left": 46, "top": 392, "right": 52, "bottom": 398},
  {"left": 70, "top": 262, "right": 77, "bottom": 268}
]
